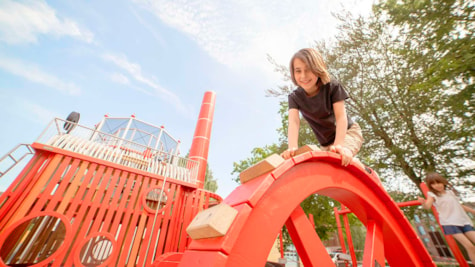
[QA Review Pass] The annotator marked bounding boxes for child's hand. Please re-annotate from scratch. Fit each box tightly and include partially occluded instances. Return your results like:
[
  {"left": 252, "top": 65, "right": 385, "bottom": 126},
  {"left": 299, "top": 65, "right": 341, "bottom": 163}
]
[
  {"left": 330, "top": 145, "right": 353, "bottom": 166},
  {"left": 281, "top": 147, "right": 297, "bottom": 159},
  {"left": 417, "top": 197, "right": 425, "bottom": 204}
]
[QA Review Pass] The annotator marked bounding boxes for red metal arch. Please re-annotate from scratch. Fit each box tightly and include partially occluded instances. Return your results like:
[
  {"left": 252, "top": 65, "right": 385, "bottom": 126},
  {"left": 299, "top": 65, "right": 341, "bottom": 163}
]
[{"left": 173, "top": 151, "right": 435, "bottom": 267}]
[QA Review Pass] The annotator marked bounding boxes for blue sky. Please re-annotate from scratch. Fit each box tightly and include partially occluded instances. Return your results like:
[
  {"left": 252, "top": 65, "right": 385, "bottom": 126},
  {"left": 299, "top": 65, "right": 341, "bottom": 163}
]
[{"left": 0, "top": 0, "right": 373, "bottom": 197}]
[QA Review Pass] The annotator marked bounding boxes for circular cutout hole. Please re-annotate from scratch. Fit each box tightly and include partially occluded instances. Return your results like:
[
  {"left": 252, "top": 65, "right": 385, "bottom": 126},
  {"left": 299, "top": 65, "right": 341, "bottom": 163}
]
[
  {"left": 79, "top": 235, "right": 113, "bottom": 265},
  {"left": 144, "top": 188, "right": 168, "bottom": 212},
  {"left": 0, "top": 215, "right": 66, "bottom": 265}
]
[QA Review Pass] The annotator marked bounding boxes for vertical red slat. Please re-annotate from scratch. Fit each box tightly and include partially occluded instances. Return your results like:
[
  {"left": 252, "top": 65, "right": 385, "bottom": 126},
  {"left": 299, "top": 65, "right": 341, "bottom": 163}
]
[
  {"left": 46, "top": 158, "right": 82, "bottom": 211},
  {"left": 363, "top": 220, "right": 385, "bottom": 266},
  {"left": 176, "top": 190, "right": 199, "bottom": 251},
  {"left": 110, "top": 172, "right": 137, "bottom": 266},
  {"left": 137, "top": 177, "right": 161, "bottom": 267},
  {"left": 30, "top": 156, "right": 72, "bottom": 213},
  {"left": 101, "top": 169, "right": 127, "bottom": 231},
  {"left": 164, "top": 183, "right": 183, "bottom": 251},
  {"left": 0, "top": 153, "right": 49, "bottom": 231},
  {"left": 2, "top": 154, "right": 63, "bottom": 231},
  {"left": 63, "top": 164, "right": 106, "bottom": 266},
  {"left": 170, "top": 184, "right": 184, "bottom": 251},
  {"left": 142, "top": 179, "right": 169, "bottom": 264},
  {"left": 128, "top": 208, "right": 149, "bottom": 266},
  {"left": 342, "top": 213, "right": 358, "bottom": 267},
  {"left": 117, "top": 175, "right": 149, "bottom": 265},
  {"left": 155, "top": 183, "right": 180, "bottom": 255},
  {"left": 85, "top": 167, "right": 117, "bottom": 235}
]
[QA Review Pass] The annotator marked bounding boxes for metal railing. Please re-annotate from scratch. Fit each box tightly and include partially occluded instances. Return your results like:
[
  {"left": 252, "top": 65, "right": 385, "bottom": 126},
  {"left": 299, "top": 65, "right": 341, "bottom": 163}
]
[
  {"left": 0, "top": 144, "right": 34, "bottom": 178},
  {"left": 35, "top": 118, "right": 199, "bottom": 184}
]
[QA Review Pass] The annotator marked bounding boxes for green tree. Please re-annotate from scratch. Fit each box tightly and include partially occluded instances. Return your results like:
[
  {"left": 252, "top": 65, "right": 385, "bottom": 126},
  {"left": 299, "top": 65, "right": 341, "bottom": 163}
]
[
  {"left": 266, "top": 6, "right": 474, "bottom": 197},
  {"left": 204, "top": 164, "right": 218, "bottom": 192},
  {"left": 374, "top": 0, "right": 475, "bottom": 190},
  {"left": 377, "top": 0, "right": 474, "bottom": 121},
  {"left": 232, "top": 0, "right": 474, "bottom": 249}
]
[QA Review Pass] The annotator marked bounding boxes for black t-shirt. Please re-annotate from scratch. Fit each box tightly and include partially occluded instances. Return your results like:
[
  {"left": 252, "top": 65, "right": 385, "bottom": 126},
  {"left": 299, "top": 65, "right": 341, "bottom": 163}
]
[{"left": 288, "top": 79, "right": 353, "bottom": 146}]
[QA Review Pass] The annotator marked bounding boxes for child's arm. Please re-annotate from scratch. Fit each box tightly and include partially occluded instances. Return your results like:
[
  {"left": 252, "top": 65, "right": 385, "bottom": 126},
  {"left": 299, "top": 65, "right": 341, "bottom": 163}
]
[
  {"left": 418, "top": 195, "right": 435, "bottom": 210},
  {"left": 331, "top": 100, "right": 352, "bottom": 166},
  {"left": 462, "top": 205, "right": 475, "bottom": 215},
  {"left": 282, "top": 108, "right": 300, "bottom": 159}
]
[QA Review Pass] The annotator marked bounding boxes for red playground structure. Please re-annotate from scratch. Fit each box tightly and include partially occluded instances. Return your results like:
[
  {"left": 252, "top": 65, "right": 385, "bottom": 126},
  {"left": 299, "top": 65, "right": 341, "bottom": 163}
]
[{"left": 0, "top": 91, "right": 453, "bottom": 266}]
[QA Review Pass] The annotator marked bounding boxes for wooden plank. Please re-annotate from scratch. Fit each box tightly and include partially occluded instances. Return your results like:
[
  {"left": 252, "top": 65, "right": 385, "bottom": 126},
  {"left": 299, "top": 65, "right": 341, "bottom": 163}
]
[
  {"left": 56, "top": 159, "right": 89, "bottom": 214},
  {"left": 63, "top": 164, "right": 105, "bottom": 266},
  {"left": 239, "top": 154, "right": 284, "bottom": 184},
  {"left": 0, "top": 153, "right": 48, "bottom": 232},
  {"left": 186, "top": 203, "right": 238, "bottom": 240},
  {"left": 158, "top": 183, "right": 180, "bottom": 253},
  {"left": 137, "top": 178, "right": 162, "bottom": 267},
  {"left": 4, "top": 155, "right": 63, "bottom": 230},
  {"left": 118, "top": 174, "right": 149, "bottom": 265},
  {"left": 87, "top": 167, "right": 117, "bottom": 234},
  {"left": 295, "top": 144, "right": 320, "bottom": 155}
]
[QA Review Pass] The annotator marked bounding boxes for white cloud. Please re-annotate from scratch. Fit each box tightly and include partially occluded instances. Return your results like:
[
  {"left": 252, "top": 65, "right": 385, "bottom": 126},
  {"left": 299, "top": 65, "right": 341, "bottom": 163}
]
[
  {"left": 0, "top": 0, "right": 94, "bottom": 44},
  {"left": 132, "top": 0, "right": 374, "bottom": 73},
  {"left": 110, "top": 72, "right": 130, "bottom": 85},
  {"left": 0, "top": 92, "right": 60, "bottom": 125},
  {"left": 21, "top": 101, "right": 61, "bottom": 125},
  {"left": 102, "top": 53, "right": 193, "bottom": 118},
  {"left": 0, "top": 56, "right": 81, "bottom": 95}
]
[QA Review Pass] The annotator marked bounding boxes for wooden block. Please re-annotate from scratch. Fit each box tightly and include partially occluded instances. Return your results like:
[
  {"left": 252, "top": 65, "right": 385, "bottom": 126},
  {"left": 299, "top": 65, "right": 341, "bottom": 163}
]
[
  {"left": 186, "top": 203, "right": 238, "bottom": 240},
  {"left": 295, "top": 144, "right": 320, "bottom": 155},
  {"left": 239, "top": 154, "right": 285, "bottom": 184}
]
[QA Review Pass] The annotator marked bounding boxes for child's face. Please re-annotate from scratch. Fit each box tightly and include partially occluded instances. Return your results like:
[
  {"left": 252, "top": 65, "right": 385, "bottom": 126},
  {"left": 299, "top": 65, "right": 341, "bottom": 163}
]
[
  {"left": 293, "top": 58, "right": 318, "bottom": 94},
  {"left": 430, "top": 182, "right": 445, "bottom": 192}
]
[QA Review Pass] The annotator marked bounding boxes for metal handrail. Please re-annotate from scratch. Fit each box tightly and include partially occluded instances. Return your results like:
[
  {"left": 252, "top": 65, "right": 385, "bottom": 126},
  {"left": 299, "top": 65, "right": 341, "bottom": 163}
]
[{"left": 0, "top": 144, "right": 35, "bottom": 178}]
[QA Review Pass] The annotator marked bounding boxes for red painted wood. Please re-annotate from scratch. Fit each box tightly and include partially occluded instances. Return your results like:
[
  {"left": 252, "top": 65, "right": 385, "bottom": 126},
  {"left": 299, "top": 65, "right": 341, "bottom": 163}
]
[
  {"left": 178, "top": 154, "right": 435, "bottom": 267},
  {"left": 342, "top": 213, "right": 357, "bottom": 266},
  {"left": 224, "top": 174, "right": 274, "bottom": 208},
  {"left": 334, "top": 207, "right": 349, "bottom": 256},
  {"left": 46, "top": 158, "right": 81, "bottom": 211},
  {"left": 0, "top": 93, "right": 217, "bottom": 266},
  {"left": 153, "top": 252, "right": 184, "bottom": 267},
  {"left": 363, "top": 220, "right": 385, "bottom": 267},
  {"left": 137, "top": 178, "right": 160, "bottom": 267},
  {"left": 64, "top": 164, "right": 107, "bottom": 266},
  {"left": 120, "top": 175, "right": 150, "bottom": 266},
  {"left": 0, "top": 152, "right": 49, "bottom": 230},
  {"left": 31, "top": 156, "right": 72, "bottom": 212},
  {"left": 286, "top": 206, "right": 334, "bottom": 266}
]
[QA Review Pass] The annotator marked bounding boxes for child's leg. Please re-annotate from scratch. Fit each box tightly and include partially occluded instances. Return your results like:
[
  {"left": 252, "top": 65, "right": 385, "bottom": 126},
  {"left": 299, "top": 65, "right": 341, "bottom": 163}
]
[
  {"left": 466, "top": 230, "right": 475, "bottom": 243},
  {"left": 452, "top": 232, "right": 475, "bottom": 264},
  {"left": 342, "top": 123, "right": 364, "bottom": 157},
  {"left": 321, "top": 123, "right": 364, "bottom": 167},
  {"left": 343, "top": 123, "right": 372, "bottom": 173}
]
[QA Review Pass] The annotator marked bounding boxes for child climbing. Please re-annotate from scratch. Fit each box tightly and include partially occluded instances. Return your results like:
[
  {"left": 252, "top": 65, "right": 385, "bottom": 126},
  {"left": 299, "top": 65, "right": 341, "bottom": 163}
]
[
  {"left": 418, "top": 172, "right": 475, "bottom": 264},
  {"left": 281, "top": 48, "right": 363, "bottom": 168}
]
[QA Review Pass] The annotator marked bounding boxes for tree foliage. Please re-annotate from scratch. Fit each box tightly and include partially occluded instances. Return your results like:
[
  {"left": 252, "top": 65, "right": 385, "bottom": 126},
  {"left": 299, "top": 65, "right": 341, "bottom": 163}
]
[
  {"left": 374, "top": 0, "right": 474, "bottom": 190},
  {"left": 204, "top": 164, "right": 218, "bottom": 192},
  {"left": 265, "top": 3, "right": 474, "bottom": 197},
  {"left": 230, "top": 0, "right": 474, "bottom": 246}
]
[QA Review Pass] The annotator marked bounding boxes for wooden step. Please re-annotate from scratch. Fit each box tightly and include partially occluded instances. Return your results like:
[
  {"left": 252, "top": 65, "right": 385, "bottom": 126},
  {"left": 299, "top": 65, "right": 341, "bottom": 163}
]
[
  {"left": 186, "top": 203, "right": 238, "bottom": 240},
  {"left": 239, "top": 154, "right": 284, "bottom": 184},
  {"left": 295, "top": 144, "right": 320, "bottom": 155}
]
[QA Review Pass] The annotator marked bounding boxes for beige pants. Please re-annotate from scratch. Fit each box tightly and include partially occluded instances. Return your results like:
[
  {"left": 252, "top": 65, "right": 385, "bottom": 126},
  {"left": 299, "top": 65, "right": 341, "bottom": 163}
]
[{"left": 321, "top": 123, "right": 364, "bottom": 157}]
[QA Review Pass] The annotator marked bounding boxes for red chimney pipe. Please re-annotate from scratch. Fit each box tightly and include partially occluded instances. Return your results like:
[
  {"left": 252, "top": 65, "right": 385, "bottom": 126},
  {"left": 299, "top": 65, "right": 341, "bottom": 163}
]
[{"left": 189, "top": 91, "right": 216, "bottom": 188}]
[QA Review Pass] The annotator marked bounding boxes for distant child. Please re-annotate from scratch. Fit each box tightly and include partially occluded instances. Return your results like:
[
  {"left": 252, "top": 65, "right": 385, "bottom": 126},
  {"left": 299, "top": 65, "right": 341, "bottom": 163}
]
[
  {"left": 281, "top": 48, "right": 363, "bottom": 167},
  {"left": 418, "top": 172, "right": 475, "bottom": 263}
]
